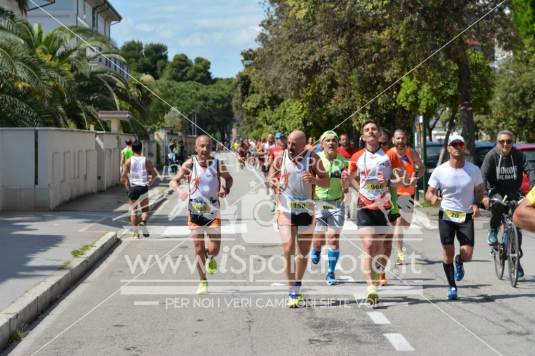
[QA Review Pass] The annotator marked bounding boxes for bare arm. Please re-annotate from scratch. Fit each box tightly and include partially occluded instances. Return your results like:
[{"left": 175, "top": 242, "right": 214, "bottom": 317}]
[
  {"left": 425, "top": 185, "right": 441, "bottom": 205},
  {"left": 411, "top": 148, "right": 426, "bottom": 180},
  {"left": 513, "top": 198, "right": 535, "bottom": 232},
  {"left": 348, "top": 168, "right": 360, "bottom": 192},
  {"left": 146, "top": 159, "right": 160, "bottom": 187},
  {"left": 268, "top": 155, "right": 282, "bottom": 194},
  {"left": 311, "top": 153, "right": 329, "bottom": 188},
  {"left": 120, "top": 159, "right": 130, "bottom": 191},
  {"left": 218, "top": 160, "right": 234, "bottom": 196},
  {"left": 169, "top": 159, "right": 193, "bottom": 193}
]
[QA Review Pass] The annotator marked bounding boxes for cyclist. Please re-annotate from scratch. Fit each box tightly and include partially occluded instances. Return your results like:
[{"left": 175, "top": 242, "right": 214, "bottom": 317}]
[
  {"left": 426, "top": 133, "right": 489, "bottom": 300},
  {"left": 481, "top": 130, "right": 534, "bottom": 278}
]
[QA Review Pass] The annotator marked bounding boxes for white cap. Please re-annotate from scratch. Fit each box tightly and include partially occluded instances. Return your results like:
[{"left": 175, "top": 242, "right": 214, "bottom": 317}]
[{"left": 448, "top": 133, "right": 465, "bottom": 145}]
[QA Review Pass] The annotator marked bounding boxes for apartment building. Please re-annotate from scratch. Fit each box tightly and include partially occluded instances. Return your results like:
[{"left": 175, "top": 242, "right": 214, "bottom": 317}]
[{"left": 27, "top": 0, "right": 128, "bottom": 77}]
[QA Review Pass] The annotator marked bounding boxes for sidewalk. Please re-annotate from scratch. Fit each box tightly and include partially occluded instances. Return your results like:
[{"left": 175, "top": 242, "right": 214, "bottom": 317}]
[{"left": 0, "top": 183, "right": 166, "bottom": 311}]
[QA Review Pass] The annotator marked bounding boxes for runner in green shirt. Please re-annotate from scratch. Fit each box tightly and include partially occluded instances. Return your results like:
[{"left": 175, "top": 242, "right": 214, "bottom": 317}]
[{"left": 310, "top": 130, "right": 349, "bottom": 285}]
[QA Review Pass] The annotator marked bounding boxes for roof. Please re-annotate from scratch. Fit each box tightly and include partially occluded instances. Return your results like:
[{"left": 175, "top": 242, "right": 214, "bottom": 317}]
[{"left": 88, "top": 0, "right": 122, "bottom": 22}]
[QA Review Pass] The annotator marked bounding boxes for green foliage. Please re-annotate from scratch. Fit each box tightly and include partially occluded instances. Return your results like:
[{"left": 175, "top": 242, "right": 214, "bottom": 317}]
[
  {"left": 488, "top": 52, "right": 535, "bottom": 141},
  {"left": 511, "top": 0, "right": 535, "bottom": 43},
  {"left": 120, "top": 41, "right": 168, "bottom": 79},
  {"left": 161, "top": 53, "right": 213, "bottom": 84}
]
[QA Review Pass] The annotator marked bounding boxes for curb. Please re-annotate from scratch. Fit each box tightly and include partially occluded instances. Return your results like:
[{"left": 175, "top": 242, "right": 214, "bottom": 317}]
[{"left": 0, "top": 232, "right": 119, "bottom": 351}]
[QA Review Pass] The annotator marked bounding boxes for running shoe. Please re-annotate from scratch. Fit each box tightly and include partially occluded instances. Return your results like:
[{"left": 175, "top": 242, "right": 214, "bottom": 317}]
[
  {"left": 487, "top": 229, "right": 498, "bottom": 246},
  {"left": 367, "top": 285, "right": 379, "bottom": 305},
  {"left": 311, "top": 248, "right": 321, "bottom": 265},
  {"left": 454, "top": 254, "right": 464, "bottom": 281},
  {"left": 196, "top": 280, "right": 208, "bottom": 295},
  {"left": 396, "top": 250, "right": 407, "bottom": 265},
  {"left": 371, "top": 271, "right": 381, "bottom": 286},
  {"left": 132, "top": 230, "right": 140, "bottom": 239},
  {"left": 287, "top": 292, "right": 300, "bottom": 308},
  {"left": 326, "top": 272, "right": 336, "bottom": 286},
  {"left": 139, "top": 221, "right": 149, "bottom": 237},
  {"left": 207, "top": 256, "right": 217, "bottom": 274},
  {"left": 447, "top": 286, "right": 458, "bottom": 300},
  {"left": 378, "top": 272, "right": 387, "bottom": 287},
  {"left": 518, "top": 262, "right": 525, "bottom": 279}
]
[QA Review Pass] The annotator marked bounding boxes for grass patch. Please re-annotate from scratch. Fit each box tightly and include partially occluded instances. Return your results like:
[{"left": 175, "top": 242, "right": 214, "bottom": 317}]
[
  {"left": 60, "top": 260, "right": 71, "bottom": 269},
  {"left": 9, "top": 328, "right": 24, "bottom": 343},
  {"left": 71, "top": 244, "right": 95, "bottom": 258}
]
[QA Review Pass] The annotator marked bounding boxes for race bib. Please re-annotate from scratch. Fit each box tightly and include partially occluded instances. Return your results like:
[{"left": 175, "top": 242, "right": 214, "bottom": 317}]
[
  {"left": 191, "top": 201, "right": 211, "bottom": 213},
  {"left": 442, "top": 209, "right": 466, "bottom": 223},
  {"left": 289, "top": 200, "right": 308, "bottom": 209},
  {"left": 365, "top": 181, "right": 386, "bottom": 193}
]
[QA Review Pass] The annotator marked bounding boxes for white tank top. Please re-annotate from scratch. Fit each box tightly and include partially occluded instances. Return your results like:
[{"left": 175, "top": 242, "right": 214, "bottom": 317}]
[
  {"left": 129, "top": 156, "right": 148, "bottom": 186},
  {"left": 188, "top": 156, "right": 220, "bottom": 218},
  {"left": 277, "top": 150, "right": 313, "bottom": 214}
]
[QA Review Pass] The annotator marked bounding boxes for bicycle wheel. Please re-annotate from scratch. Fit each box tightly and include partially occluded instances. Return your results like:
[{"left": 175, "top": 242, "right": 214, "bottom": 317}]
[
  {"left": 507, "top": 224, "right": 520, "bottom": 287},
  {"left": 492, "top": 242, "right": 505, "bottom": 280}
]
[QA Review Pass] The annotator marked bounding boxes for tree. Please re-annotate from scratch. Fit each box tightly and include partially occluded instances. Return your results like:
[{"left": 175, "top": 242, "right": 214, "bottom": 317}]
[
  {"left": 189, "top": 57, "right": 213, "bottom": 84},
  {"left": 161, "top": 53, "right": 193, "bottom": 82},
  {"left": 142, "top": 42, "right": 168, "bottom": 79},
  {"left": 511, "top": 0, "right": 535, "bottom": 44},
  {"left": 119, "top": 40, "right": 144, "bottom": 73}
]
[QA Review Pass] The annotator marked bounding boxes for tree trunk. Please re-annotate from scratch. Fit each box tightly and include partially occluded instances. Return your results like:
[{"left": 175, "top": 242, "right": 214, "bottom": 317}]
[
  {"left": 438, "top": 107, "right": 457, "bottom": 166},
  {"left": 456, "top": 50, "right": 476, "bottom": 162}
]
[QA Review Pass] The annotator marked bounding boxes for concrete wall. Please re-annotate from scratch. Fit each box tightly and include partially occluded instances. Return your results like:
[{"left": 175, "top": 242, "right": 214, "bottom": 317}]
[{"left": 0, "top": 128, "right": 136, "bottom": 211}]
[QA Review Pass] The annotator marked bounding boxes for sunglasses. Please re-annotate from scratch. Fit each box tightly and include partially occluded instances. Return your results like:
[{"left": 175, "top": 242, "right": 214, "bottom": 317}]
[
  {"left": 498, "top": 139, "right": 512, "bottom": 145},
  {"left": 450, "top": 142, "right": 465, "bottom": 148}
]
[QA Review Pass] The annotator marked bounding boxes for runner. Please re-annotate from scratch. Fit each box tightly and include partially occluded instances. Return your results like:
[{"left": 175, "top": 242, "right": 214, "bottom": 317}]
[
  {"left": 310, "top": 131, "right": 349, "bottom": 285},
  {"left": 374, "top": 128, "right": 401, "bottom": 287},
  {"left": 426, "top": 133, "right": 489, "bottom": 300},
  {"left": 387, "top": 129, "right": 425, "bottom": 265},
  {"left": 348, "top": 120, "right": 402, "bottom": 304},
  {"left": 513, "top": 186, "right": 535, "bottom": 231},
  {"left": 481, "top": 130, "right": 534, "bottom": 278},
  {"left": 268, "top": 132, "right": 288, "bottom": 211},
  {"left": 258, "top": 134, "right": 275, "bottom": 194},
  {"left": 170, "top": 135, "right": 234, "bottom": 295},
  {"left": 120, "top": 140, "right": 159, "bottom": 238},
  {"left": 120, "top": 139, "right": 134, "bottom": 170},
  {"left": 338, "top": 133, "right": 357, "bottom": 219},
  {"left": 268, "top": 130, "right": 329, "bottom": 308}
]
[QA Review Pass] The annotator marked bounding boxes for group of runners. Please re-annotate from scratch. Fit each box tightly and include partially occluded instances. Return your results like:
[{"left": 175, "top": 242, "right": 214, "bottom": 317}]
[{"left": 119, "top": 122, "right": 534, "bottom": 307}]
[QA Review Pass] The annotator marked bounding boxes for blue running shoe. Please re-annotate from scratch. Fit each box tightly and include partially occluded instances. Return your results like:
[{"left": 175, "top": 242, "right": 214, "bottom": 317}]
[
  {"left": 447, "top": 286, "right": 458, "bottom": 300},
  {"left": 311, "top": 248, "right": 321, "bottom": 265},
  {"left": 454, "top": 254, "right": 464, "bottom": 281},
  {"left": 326, "top": 272, "right": 336, "bottom": 286}
]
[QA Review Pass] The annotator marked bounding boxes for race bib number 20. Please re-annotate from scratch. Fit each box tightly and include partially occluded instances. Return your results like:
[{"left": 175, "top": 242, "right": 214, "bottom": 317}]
[{"left": 442, "top": 209, "right": 466, "bottom": 223}]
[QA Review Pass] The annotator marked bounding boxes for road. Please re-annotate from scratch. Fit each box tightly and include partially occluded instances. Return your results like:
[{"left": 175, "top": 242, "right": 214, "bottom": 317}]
[{"left": 6, "top": 153, "right": 535, "bottom": 356}]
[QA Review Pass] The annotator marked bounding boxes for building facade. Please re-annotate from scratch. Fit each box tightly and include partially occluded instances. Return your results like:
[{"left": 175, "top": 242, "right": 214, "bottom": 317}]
[{"left": 27, "top": 0, "right": 128, "bottom": 77}]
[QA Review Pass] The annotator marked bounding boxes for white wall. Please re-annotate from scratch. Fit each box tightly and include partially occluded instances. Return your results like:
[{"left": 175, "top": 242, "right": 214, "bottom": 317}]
[
  {"left": 0, "top": 129, "right": 35, "bottom": 210},
  {"left": 0, "top": 128, "right": 135, "bottom": 211}
]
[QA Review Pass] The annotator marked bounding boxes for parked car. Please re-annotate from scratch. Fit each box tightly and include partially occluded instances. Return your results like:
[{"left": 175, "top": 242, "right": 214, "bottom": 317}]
[
  {"left": 514, "top": 144, "right": 535, "bottom": 195},
  {"left": 473, "top": 141, "right": 495, "bottom": 167}
]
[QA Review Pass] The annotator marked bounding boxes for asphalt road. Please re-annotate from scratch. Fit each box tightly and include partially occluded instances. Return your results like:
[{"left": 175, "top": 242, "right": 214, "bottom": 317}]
[{"left": 6, "top": 153, "right": 535, "bottom": 356}]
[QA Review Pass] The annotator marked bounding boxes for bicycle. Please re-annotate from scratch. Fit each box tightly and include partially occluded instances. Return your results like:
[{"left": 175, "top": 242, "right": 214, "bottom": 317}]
[{"left": 490, "top": 195, "right": 521, "bottom": 287}]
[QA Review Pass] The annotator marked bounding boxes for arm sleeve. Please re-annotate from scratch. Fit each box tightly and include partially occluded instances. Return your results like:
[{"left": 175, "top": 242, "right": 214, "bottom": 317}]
[
  {"left": 480, "top": 152, "right": 494, "bottom": 193},
  {"left": 428, "top": 168, "right": 439, "bottom": 189}
]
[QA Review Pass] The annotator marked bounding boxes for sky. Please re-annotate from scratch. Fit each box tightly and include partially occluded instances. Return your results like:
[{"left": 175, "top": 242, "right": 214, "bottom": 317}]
[{"left": 111, "top": 0, "right": 266, "bottom": 78}]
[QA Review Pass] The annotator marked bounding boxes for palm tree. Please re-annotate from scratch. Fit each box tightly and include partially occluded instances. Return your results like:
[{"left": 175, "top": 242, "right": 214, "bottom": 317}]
[{"left": 0, "top": 11, "right": 137, "bottom": 129}]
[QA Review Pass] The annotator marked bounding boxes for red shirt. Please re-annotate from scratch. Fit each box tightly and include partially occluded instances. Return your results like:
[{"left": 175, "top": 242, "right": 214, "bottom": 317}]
[
  {"left": 337, "top": 145, "right": 357, "bottom": 159},
  {"left": 269, "top": 145, "right": 284, "bottom": 162}
]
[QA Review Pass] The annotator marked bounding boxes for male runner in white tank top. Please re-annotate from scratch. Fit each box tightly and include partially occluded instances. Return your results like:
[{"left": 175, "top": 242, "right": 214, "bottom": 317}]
[
  {"left": 120, "top": 140, "right": 159, "bottom": 238},
  {"left": 170, "top": 135, "right": 233, "bottom": 295},
  {"left": 269, "top": 130, "right": 329, "bottom": 308}
]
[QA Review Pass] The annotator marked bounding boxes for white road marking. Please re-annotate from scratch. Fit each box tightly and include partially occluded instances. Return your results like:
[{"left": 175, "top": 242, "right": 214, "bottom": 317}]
[
  {"left": 367, "top": 312, "right": 391, "bottom": 325},
  {"left": 384, "top": 333, "right": 415, "bottom": 352},
  {"left": 133, "top": 301, "right": 160, "bottom": 306},
  {"left": 162, "top": 223, "right": 247, "bottom": 237}
]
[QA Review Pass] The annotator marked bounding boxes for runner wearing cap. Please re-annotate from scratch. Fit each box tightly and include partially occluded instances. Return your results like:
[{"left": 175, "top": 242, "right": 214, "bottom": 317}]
[
  {"left": 269, "top": 130, "right": 329, "bottom": 308},
  {"left": 426, "top": 133, "right": 489, "bottom": 300},
  {"left": 310, "top": 131, "right": 349, "bottom": 285},
  {"left": 337, "top": 134, "right": 357, "bottom": 219}
]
